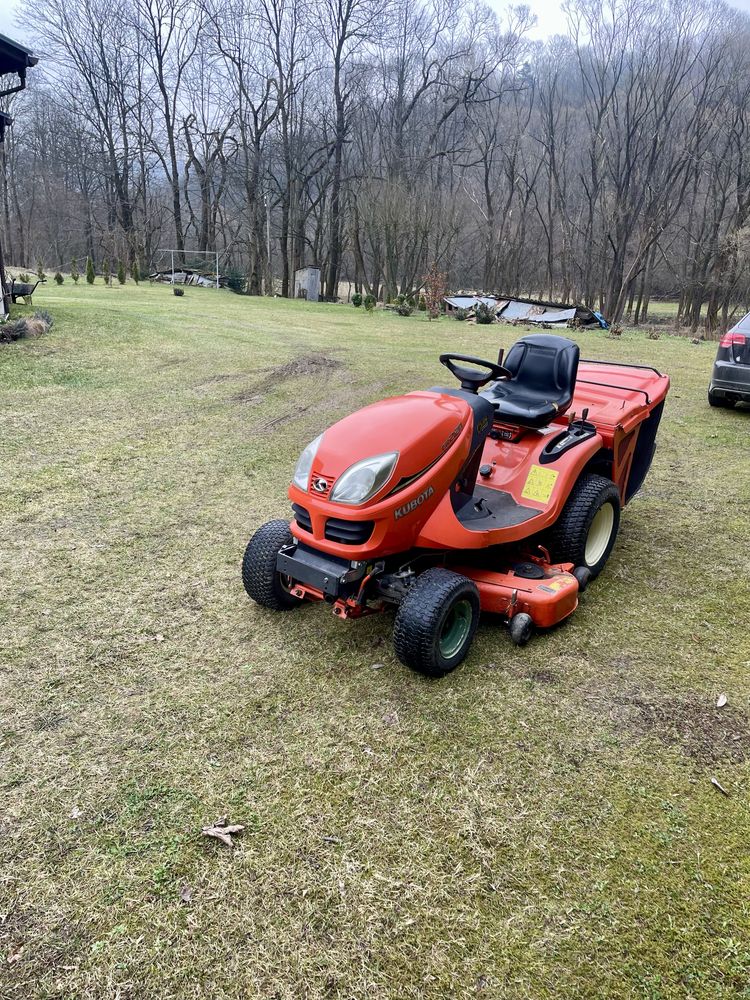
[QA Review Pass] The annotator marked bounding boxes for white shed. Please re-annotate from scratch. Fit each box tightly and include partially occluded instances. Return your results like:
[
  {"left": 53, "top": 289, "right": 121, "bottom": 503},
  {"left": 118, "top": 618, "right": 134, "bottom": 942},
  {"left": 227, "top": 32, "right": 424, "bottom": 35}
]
[{"left": 294, "top": 266, "right": 321, "bottom": 302}]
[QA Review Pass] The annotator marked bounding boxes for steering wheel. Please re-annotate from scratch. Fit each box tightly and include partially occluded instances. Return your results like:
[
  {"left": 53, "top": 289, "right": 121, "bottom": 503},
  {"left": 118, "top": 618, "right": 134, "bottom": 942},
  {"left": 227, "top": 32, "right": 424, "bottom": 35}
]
[{"left": 439, "top": 354, "right": 512, "bottom": 393}]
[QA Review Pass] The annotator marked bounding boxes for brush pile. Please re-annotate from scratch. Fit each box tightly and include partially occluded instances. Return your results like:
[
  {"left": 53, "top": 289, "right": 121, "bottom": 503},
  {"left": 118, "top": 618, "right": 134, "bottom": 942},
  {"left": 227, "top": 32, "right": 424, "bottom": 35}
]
[{"left": 0, "top": 310, "right": 54, "bottom": 344}]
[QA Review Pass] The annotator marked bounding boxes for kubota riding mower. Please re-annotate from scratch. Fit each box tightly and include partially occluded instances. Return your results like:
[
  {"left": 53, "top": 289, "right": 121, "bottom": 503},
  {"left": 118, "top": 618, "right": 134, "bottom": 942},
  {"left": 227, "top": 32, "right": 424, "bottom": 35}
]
[{"left": 242, "top": 334, "right": 670, "bottom": 677}]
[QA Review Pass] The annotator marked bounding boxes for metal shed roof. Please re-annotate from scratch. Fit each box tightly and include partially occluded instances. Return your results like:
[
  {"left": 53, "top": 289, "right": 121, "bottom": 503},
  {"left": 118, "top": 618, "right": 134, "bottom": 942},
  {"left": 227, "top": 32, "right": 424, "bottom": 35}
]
[{"left": 444, "top": 295, "right": 499, "bottom": 309}]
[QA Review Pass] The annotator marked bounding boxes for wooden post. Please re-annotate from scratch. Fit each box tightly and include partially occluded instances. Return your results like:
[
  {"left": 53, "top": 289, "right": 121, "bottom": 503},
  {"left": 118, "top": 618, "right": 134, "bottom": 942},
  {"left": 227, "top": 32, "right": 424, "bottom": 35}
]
[{"left": 0, "top": 220, "right": 9, "bottom": 318}]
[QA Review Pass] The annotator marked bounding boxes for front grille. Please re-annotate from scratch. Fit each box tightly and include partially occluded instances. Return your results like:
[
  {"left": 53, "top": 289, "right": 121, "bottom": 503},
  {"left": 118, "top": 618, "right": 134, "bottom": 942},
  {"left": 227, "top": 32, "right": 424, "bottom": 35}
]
[
  {"left": 292, "top": 503, "right": 312, "bottom": 533},
  {"left": 309, "top": 470, "right": 333, "bottom": 498},
  {"left": 324, "top": 517, "right": 374, "bottom": 545}
]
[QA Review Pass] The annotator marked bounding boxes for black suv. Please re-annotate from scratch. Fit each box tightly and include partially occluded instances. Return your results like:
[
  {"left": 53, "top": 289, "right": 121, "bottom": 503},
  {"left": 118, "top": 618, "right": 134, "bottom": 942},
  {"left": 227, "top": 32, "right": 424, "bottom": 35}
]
[{"left": 709, "top": 313, "right": 750, "bottom": 408}]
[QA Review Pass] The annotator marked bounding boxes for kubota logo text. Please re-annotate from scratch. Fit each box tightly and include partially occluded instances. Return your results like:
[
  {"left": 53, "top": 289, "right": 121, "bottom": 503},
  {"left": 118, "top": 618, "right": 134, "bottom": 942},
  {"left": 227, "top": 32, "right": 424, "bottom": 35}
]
[{"left": 394, "top": 485, "right": 434, "bottom": 520}]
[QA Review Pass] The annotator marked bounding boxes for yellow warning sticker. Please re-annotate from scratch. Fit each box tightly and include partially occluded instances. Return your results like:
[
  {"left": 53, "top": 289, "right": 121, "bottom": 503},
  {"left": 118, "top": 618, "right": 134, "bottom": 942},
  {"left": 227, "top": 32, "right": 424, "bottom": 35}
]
[{"left": 521, "top": 464, "right": 559, "bottom": 504}]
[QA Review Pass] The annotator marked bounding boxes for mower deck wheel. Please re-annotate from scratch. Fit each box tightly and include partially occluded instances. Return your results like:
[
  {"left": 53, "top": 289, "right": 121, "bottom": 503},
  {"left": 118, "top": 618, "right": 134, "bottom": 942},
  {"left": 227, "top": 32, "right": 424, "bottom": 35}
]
[
  {"left": 393, "top": 568, "right": 480, "bottom": 677},
  {"left": 242, "top": 519, "right": 303, "bottom": 611},
  {"left": 546, "top": 473, "right": 620, "bottom": 579},
  {"left": 509, "top": 612, "right": 534, "bottom": 646}
]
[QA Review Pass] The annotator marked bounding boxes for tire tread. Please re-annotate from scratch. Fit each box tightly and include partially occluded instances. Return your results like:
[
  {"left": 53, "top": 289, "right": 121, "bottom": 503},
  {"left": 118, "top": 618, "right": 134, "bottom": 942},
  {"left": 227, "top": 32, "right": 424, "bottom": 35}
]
[
  {"left": 393, "top": 568, "right": 479, "bottom": 677},
  {"left": 546, "top": 473, "right": 620, "bottom": 577},
  {"left": 242, "top": 519, "right": 300, "bottom": 610}
]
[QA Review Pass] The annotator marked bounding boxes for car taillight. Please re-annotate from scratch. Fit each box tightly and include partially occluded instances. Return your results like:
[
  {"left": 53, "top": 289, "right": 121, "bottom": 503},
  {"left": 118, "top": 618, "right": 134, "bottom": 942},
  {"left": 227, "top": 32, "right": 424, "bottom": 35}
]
[{"left": 720, "top": 332, "right": 747, "bottom": 347}]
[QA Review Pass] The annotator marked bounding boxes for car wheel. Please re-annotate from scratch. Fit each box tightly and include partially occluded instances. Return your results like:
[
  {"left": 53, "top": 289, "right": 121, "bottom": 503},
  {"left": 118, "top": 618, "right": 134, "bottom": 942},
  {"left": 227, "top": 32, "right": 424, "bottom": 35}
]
[
  {"left": 241, "top": 519, "right": 303, "bottom": 610},
  {"left": 393, "top": 568, "right": 480, "bottom": 677},
  {"left": 546, "top": 473, "right": 621, "bottom": 579},
  {"left": 708, "top": 390, "right": 734, "bottom": 408}
]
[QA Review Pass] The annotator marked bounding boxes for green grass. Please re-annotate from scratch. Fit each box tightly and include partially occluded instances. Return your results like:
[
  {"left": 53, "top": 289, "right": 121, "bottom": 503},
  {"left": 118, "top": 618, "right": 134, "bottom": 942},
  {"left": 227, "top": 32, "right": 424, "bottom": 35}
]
[{"left": 1, "top": 282, "right": 750, "bottom": 999}]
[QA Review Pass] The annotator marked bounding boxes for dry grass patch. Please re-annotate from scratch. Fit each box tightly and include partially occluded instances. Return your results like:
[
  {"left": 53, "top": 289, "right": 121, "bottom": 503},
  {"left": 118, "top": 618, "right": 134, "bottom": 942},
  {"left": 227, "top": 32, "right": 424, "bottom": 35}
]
[{"left": 1, "top": 284, "right": 749, "bottom": 999}]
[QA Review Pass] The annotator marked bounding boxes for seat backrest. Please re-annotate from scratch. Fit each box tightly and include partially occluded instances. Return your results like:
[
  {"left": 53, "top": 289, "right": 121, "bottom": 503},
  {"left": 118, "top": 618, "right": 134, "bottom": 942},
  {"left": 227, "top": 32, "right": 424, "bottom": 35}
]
[{"left": 504, "top": 334, "right": 579, "bottom": 407}]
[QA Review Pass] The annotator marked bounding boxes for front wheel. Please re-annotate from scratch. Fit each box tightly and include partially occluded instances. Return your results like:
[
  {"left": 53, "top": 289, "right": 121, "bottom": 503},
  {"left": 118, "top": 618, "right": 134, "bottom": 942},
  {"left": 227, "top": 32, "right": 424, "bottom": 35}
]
[
  {"left": 546, "top": 473, "right": 621, "bottom": 579},
  {"left": 241, "top": 519, "right": 302, "bottom": 610},
  {"left": 393, "top": 568, "right": 480, "bottom": 677}
]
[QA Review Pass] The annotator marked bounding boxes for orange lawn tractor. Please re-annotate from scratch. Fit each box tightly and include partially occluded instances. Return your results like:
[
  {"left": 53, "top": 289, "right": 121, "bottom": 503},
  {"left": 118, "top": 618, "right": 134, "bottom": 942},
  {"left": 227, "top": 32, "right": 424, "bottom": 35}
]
[{"left": 242, "top": 334, "right": 669, "bottom": 677}]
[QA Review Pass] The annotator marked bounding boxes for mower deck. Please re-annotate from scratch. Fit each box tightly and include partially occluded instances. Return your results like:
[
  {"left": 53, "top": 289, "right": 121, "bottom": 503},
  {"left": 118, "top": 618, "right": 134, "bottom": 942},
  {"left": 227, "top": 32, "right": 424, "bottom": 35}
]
[{"left": 459, "top": 561, "right": 579, "bottom": 627}]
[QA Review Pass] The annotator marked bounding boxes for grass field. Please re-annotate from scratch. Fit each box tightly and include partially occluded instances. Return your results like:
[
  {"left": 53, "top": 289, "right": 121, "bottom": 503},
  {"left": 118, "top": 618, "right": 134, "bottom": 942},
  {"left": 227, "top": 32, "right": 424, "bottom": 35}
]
[{"left": 2, "top": 282, "right": 750, "bottom": 999}]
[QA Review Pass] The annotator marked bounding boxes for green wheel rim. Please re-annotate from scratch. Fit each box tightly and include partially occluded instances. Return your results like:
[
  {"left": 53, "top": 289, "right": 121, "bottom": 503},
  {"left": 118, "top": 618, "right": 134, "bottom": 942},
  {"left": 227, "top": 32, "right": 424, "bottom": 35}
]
[{"left": 439, "top": 599, "right": 472, "bottom": 658}]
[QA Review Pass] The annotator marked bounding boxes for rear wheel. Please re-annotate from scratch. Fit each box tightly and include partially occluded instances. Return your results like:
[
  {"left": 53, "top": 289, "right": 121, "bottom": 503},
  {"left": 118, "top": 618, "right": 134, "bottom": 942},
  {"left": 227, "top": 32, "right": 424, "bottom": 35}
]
[
  {"left": 393, "top": 568, "right": 480, "bottom": 678},
  {"left": 708, "top": 389, "right": 734, "bottom": 408},
  {"left": 546, "top": 473, "right": 620, "bottom": 579},
  {"left": 242, "top": 519, "right": 302, "bottom": 610}
]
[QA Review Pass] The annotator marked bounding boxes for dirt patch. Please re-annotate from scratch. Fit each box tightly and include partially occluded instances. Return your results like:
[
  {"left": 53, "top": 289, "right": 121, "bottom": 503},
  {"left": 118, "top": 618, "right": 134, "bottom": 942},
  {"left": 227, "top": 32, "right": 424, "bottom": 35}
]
[
  {"left": 586, "top": 685, "right": 750, "bottom": 765},
  {"left": 528, "top": 668, "right": 558, "bottom": 685},
  {"left": 233, "top": 353, "right": 344, "bottom": 403}
]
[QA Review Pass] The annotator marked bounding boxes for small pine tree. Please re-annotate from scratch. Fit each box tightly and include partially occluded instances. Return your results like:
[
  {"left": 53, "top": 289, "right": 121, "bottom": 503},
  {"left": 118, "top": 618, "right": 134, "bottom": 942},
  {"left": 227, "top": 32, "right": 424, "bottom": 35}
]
[
  {"left": 474, "top": 302, "right": 496, "bottom": 324},
  {"left": 37, "top": 259, "right": 46, "bottom": 280},
  {"left": 132, "top": 259, "right": 140, "bottom": 284},
  {"left": 54, "top": 271, "right": 64, "bottom": 285},
  {"left": 71, "top": 259, "right": 80, "bottom": 284},
  {"left": 103, "top": 258, "right": 111, "bottom": 285},
  {"left": 117, "top": 259, "right": 126, "bottom": 285},
  {"left": 86, "top": 256, "right": 95, "bottom": 284},
  {"left": 364, "top": 293, "right": 376, "bottom": 312}
]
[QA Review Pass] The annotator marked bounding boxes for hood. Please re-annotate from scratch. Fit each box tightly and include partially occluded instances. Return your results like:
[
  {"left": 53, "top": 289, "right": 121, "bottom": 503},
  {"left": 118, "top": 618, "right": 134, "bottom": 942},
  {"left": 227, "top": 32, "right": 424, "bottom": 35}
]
[{"left": 311, "top": 390, "right": 469, "bottom": 488}]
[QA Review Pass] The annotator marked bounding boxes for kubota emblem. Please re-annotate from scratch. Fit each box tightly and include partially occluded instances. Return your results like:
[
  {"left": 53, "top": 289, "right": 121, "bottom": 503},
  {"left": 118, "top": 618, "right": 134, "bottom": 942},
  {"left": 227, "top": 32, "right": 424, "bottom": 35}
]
[
  {"left": 394, "top": 485, "right": 435, "bottom": 520},
  {"left": 312, "top": 477, "right": 329, "bottom": 493}
]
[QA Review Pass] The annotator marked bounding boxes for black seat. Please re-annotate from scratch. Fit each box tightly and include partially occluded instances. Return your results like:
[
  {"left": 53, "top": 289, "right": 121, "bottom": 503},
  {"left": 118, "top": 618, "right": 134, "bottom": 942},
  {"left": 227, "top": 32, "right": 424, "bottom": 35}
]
[{"left": 480, "top": 334, "right": 579, "bottom": 428}]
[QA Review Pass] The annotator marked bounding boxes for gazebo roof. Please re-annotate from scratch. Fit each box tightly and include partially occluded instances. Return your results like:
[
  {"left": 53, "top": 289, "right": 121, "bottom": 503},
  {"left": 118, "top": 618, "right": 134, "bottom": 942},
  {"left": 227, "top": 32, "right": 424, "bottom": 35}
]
[{"left": 0, "top": 32, "right": 38, "bottom": 93}]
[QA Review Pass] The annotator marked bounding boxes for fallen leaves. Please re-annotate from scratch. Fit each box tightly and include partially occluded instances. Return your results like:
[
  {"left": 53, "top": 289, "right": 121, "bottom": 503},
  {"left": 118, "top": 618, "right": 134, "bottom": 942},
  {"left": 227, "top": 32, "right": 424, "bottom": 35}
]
[{"left": 201, "top": 817, "right": 244, "bottom": 847}]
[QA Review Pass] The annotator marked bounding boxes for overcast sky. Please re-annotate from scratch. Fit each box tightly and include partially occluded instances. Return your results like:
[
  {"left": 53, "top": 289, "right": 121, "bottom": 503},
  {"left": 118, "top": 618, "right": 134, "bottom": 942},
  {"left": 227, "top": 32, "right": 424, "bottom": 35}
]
[{"left": 3, "top": 0, "right": 750, "bottom": 48}]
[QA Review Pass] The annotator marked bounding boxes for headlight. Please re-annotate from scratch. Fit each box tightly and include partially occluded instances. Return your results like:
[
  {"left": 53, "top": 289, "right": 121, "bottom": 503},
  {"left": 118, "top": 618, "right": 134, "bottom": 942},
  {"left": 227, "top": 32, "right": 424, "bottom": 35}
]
[
  {"left": 330, "top": 452, "right": 398, "bottom": 505},
  {"left": 293, "top": 433, "right": 323, "bottom": 491}
]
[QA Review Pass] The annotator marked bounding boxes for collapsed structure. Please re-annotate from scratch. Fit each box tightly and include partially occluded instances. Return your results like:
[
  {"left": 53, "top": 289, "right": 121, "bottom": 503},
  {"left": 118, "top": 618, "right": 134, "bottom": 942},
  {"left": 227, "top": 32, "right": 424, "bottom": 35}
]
[
  {"left": 149, "top": 268, "right": 228, "bottom": 288},
  {"left": 443, "top": 294, "right": 609, "bottom": 329}
]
